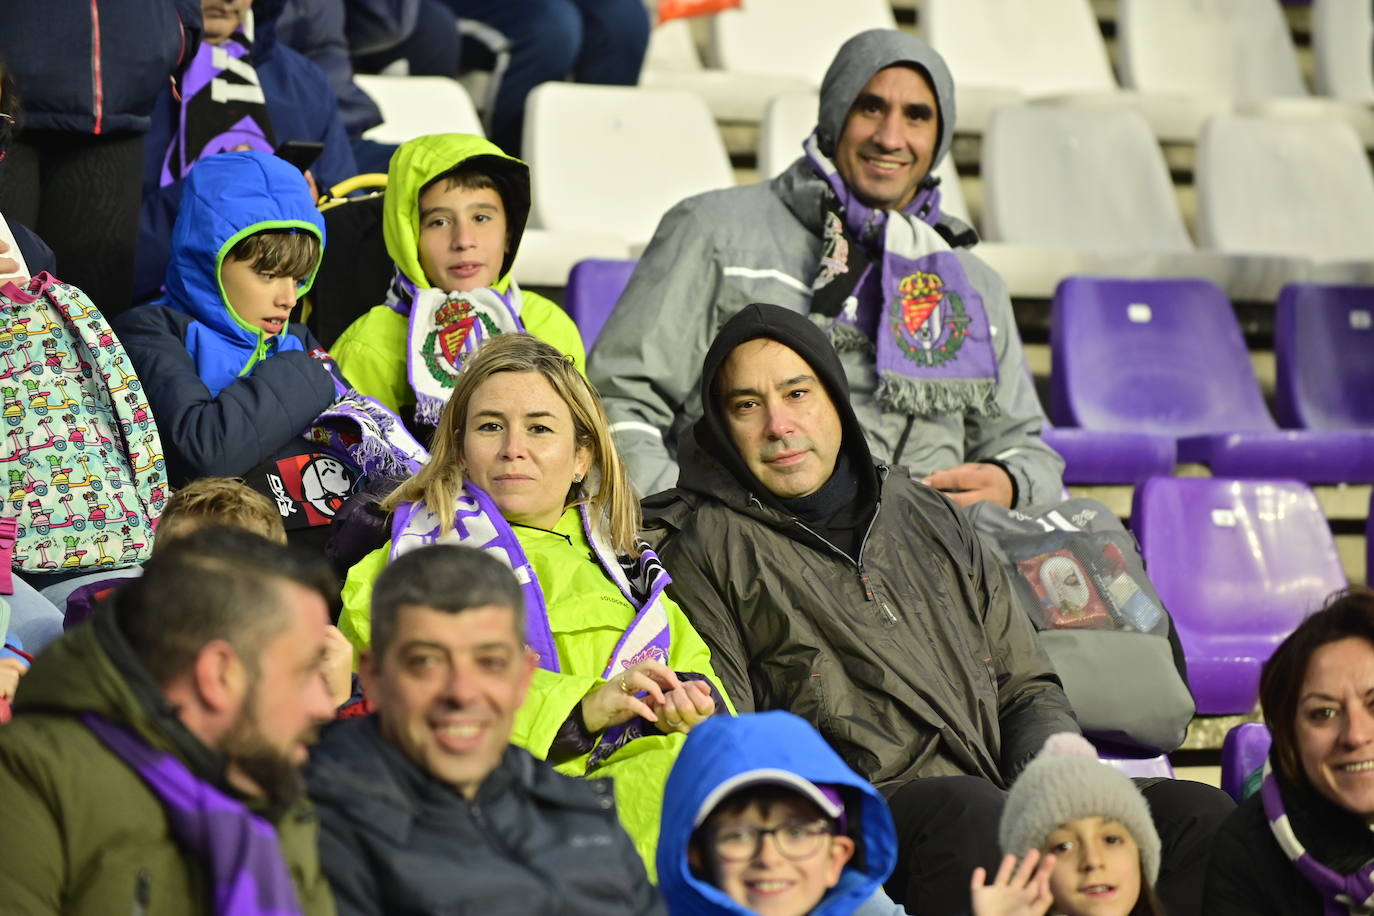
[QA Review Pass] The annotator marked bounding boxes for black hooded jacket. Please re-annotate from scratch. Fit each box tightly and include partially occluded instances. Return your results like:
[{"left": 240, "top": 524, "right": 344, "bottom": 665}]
[{"left": 644, "top": 305, "right": 1078, "bottom": 788}]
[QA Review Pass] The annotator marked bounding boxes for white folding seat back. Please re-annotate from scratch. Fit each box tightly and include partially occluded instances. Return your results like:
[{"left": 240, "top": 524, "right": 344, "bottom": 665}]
[
  {"left": 1119, "top": 0, "right": 1306, "bottom": 104},
  {"left": 643, "top": 18, "right": 703, "bottom": 73},
  {"left": 523, "top": 83, "right": 733, "bottom": 245},
  {"left": 757, "top": 91, "right": 971, "bottom": 226},
  {"left": 1196, "top": 115, "right": 1374, "bottom": 260},
  {"left": 758, "top": 92, "right": 817, "bottom": 180},
  {"left": 706, "top": 0, "right": 896, "bottom": 84},
  {"left": 925, "top": 0, "right": 1115, "bottom": 95},
  {"left": 1312, "top": 0, "right": 1374, "bottom": 101},
  {"left": 355, "top": 75, "right": 484, "bottom": 144},
  {"left": 981, "top": 106, "right": 1191, "bottom": 252}
]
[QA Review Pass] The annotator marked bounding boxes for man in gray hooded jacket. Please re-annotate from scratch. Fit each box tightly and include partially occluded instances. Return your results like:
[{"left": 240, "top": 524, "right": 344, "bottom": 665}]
[{"left": 589, "top": 29, "right": 1063, "bottom": 508}]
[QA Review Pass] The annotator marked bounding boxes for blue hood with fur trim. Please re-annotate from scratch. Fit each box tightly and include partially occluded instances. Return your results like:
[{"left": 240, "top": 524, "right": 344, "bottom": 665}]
[
  {"left": 159, "top": 150, "right": 325, "bottom": 395},
  {"left": 657, "top": 712, "right": 898, "bottom": 916}
]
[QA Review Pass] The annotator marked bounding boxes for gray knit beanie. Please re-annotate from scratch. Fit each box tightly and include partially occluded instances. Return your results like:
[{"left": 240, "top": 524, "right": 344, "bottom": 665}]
[{"left": 998, "top": 733, "right": 1161, "bottom": 883}]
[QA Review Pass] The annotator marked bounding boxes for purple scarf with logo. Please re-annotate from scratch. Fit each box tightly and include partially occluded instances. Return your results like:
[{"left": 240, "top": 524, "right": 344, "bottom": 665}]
[
  {"left": 81, "top": 713, "right": 303, "bottom": 916},
  {"left": 383, "top": 271, "right": 527, "bottom": 427},
  {"left": 306, "top": 352, "right": 429, "bottom": 479},
  {"left": 390, "top": 483, "right": 673, "bottom": 763},
  {"left": 803, "top": 131, "right": 999, "bottom": 418},
  {"left": 160, "top": 28, "right": 274, "bottom": 187},
  {"left": 1260, "top": 758, "right": 1374, "bottom": 915}
]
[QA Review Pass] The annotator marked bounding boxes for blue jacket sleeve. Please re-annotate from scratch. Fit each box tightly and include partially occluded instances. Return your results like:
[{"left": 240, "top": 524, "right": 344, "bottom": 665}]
[{"left": 112, "top": 307, "right": 338, "bottom": 480}]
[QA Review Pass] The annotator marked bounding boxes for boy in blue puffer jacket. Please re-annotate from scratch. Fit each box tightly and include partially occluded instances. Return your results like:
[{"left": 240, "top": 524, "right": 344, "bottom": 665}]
[{"left": 113, "top": 150, "right": 360, "bottom": 556}]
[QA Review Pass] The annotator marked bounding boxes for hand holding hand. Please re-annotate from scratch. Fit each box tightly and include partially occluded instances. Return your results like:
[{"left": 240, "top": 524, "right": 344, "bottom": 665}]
[
  {"left": 0, "top": 657, "right": 29, "bottom": 702},
  {"left": 650, "top": 679, "right": 716, "bottom": 735},
  {"left": 581, "top": 659, "right": 682, "bottom": 733},
  {"left": 922, "top": 462, "right": 1015, "bottom": 508},
  {"left": 970, "top": 850, "right": 1056, "bottom": 916}
]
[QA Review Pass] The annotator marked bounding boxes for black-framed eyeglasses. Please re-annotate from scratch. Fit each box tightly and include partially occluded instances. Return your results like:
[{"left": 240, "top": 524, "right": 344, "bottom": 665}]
[{"left": 709, "top": 819, "right": 837, "bottom": 862}]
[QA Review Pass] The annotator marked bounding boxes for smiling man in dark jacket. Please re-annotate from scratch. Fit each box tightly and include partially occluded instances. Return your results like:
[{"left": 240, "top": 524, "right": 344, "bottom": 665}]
[
  {"left": 305, "top": 544, "right": 664, "bottom": 916},
  {"left": 644, "top": 303, "right": 1232, "bottom": 916}
]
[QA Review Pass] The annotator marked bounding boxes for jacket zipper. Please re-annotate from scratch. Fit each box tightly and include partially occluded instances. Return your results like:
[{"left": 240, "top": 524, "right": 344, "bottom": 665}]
[
  {"left": 89, "top": 0, "right": 105, "bottom": 134},
  {"left": 131, "top": 868, "right": 151, "bottom": 915},
  {"left": 769, "top": 467, "right": 897, "bottom": 626}
]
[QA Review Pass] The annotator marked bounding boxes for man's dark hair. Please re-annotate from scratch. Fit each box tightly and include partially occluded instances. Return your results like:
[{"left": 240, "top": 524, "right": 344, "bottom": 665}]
[
  {"left": 1260, "top": 586, "right": 1374, "bottom": 785},
  {"left": 115, "top": 526, "right": 336, "bottom": 685},
  {"left": 370, "top": 545, "right": 525, "bottom": 661}
]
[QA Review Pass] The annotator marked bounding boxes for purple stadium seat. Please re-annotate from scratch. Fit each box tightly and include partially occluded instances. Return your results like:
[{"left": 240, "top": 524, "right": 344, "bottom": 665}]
[
  {"left": 564, "top": 258, "right": 637, "bottom": 348},
  {"left": 1042, "top": 426, "right": 1177, "bottom": 485},
  {"left": 1221, "top": 722, "right": 1272, "bottom": 803},
  {"left": 1275, "top": 283, "right": 1374, "bottom": 430},
  {"left": 1132, "top": 477, "right": 1347, "bottom": 715},
  {"left": 1051, "top": 275, "right": 1374, "bottom": 483}
]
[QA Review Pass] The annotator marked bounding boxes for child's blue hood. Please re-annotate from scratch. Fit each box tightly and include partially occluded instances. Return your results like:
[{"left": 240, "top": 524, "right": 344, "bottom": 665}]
[
  {"left": 657, "top": 712, "right": 898, "bottom": 916},
  {"left": 160, "top": 151, "right": 324, "bottom": 393}
]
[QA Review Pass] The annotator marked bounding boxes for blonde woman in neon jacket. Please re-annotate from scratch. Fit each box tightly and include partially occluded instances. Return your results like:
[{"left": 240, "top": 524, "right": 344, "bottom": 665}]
[{"left": 339, "top": 333, "right": 731, "bottom": 878}]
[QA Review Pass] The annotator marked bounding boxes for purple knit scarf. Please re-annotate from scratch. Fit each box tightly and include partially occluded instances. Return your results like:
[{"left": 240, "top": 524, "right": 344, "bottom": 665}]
[
  {"left": 307, "top": 357, "right": 429, "bottom": 480},
  {"left": 1260, "top": 758, "right": 1374, "bottom": 915},
  {"left": 81, "top": 713, "right": 303, "bottom": 916},
  {"left": 803, "top": 131, "right": 999, "bottom": 418}
]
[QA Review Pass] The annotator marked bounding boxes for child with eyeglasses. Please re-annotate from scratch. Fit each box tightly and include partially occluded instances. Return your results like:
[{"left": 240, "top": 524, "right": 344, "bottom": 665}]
[{"left": 657, "top": 711, "right": 897, "bottom": 916}]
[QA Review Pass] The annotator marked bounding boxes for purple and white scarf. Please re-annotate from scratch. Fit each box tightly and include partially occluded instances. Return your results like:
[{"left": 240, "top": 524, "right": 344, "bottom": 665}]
[
  {"left": 803, "top": 131, "right": 999, "bottom": 418},
  {"left": 160, "top": 21, "right": 274, "bottom": 187},
  {"left": 1260, "top": 758, "right": 1374, "bottom": 915},
  {"left": 307, "top": 353, "right": 429, "bottom": 480},
  {"left": 391, "top": 483, "right": 673, "bottom": 762},
  {"left": 82, "top": 713, "right": 303, "bottom": 916},
  {"left": 383, "top": 271, "right": 527, "bottom": 427}
]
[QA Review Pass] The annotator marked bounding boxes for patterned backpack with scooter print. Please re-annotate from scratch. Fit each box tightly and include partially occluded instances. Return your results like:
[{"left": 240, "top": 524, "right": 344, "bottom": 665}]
[{"left": 2, "top": 273, "right": 167, "bottom": 573}]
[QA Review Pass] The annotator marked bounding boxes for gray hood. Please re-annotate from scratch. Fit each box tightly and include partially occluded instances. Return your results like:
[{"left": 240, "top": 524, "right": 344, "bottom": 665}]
[{"left": 816, "top": 29, "right": 957, "bottom": 171}]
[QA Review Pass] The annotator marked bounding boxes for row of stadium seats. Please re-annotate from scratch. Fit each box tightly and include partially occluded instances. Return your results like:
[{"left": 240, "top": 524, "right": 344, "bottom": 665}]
[
  {"left": 350, "top": 69, "right": 1374, "bottom": 299},
  {"left": 565, "top": 261, "right": 1374, "bottom": 483}
]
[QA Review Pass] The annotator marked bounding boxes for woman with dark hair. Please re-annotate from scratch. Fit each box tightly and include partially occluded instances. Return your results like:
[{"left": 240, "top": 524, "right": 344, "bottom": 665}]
[{"left": 1206, "top": 587, "right": 1374, "bottom": 914}]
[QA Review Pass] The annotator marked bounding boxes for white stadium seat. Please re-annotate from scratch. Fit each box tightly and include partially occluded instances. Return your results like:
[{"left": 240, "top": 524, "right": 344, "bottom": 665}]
[
  {"left": 1195, "top": 114, "right": 1374, "bottom": 291},
  {"left": 523, "top": 82, "right": 732, "bottom": 245},
  {"left": 924, "top": 0, "right": 1217, "bottom": 141},
  {"left": 706, "top": 0, "right": 897, "bottom": 84},
  {"left": 1118, "top": 0, "right": 1374, "bottom": 147},
  {"left": 354, "top": 75, "right": 485, "bottom": 144},
  {"left": 639, "top": 19, "right": 813, "bottom": 124}
]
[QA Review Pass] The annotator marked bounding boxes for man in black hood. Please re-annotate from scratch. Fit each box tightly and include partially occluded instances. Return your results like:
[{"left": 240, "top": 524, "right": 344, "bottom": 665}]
[{"left": 646, "top": 304, "right": 1234, "bottom": 916}]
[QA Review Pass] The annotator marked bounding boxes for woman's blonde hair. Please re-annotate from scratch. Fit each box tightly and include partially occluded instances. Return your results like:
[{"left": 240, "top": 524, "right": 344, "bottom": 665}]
[{"left": 382, "top": 334, "right": 642, "bottom": 555}]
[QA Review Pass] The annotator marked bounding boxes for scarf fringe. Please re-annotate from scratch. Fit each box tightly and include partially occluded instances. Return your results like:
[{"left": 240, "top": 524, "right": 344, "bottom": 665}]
[
  {"left": 415, "top": 394, "right": 444, "bottom": 429},
  {"left": 828, "top": 322, "right": 875, "bottom": 355},
  {"left": 876, "top": 375, "right": 1002, "bottom": 418}
]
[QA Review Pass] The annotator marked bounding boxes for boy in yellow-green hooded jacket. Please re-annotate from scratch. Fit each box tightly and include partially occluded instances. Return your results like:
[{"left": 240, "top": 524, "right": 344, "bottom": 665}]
[{"left": 331, "top": 134, "right": 585, "bottom": 431}]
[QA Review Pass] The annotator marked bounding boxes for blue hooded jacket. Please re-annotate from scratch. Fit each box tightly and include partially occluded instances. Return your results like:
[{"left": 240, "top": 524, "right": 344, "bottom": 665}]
[
  {"left": 112, "top": 151, "right": 339, "bottom": 486},
  {"left": 134, "top": 0, "right": 357, "bottom": 305},
  {"left": 160, "top": 151, "right": 324, "bottom": 395},
  {"left": 657, "top": 712, "right": 898, "bottom": 916}
]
